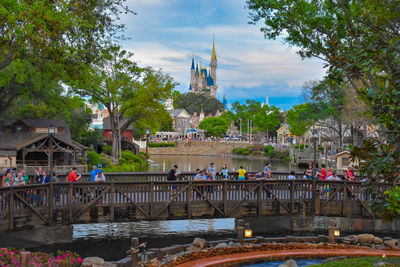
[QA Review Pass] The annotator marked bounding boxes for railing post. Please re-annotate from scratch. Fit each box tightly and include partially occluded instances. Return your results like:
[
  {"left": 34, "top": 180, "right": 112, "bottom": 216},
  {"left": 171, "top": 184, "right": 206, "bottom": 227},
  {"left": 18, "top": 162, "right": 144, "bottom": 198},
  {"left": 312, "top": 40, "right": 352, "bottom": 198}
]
[
  {"left": 342, "top": 181, "right": 348, "bottom": 216},
  {"left": 48, "top": 183, "right": 53, "bottom": 226},
  {"left": 131, "top": 237, "right": 139, "bottom": 267},
  {"left": 69, "top": 183, "right": 73, "bottom": 224},
  {"left": 187, "top": 182, "right": 192, "bottom": 219},
  {"left": 8, "top": 187, "right": 14, "bottom": 231},
  {"left": 312, "top": 178, "right": 316, "bottom": 214},
  {"left": 19, "top": 251, "right": 32, "bottom": 267},
  {"left": 223, "top": 181, "right": 228, "bottom": 216},
  {"left": 236, "top": 219, "right": 244, "bottom": 244},
  {"left": 257, "top": 181, "right": 262, "bottom": 216},
  {"left": 110, "top": 182, "right": 115, "bottom": 222},
  {"left": 150, "top": 182, "right": 154, "bottom": 219},
  {"left": 314, "top": 188, "right": 320, "bottom": 215},
  {"left": 290, "top": 180, "right": 295, "bottom": 214}
]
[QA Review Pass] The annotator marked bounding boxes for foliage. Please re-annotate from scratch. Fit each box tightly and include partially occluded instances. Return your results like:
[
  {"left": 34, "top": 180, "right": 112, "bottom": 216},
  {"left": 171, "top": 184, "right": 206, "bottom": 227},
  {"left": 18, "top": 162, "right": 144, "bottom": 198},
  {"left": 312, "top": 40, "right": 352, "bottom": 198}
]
[
  {"left": 148, "top": 142, "right": 176, "bottom": 147},
  {"left": 232, "top": 147, "right": 250, "bottom": 155},
  {"left": 102, "top": 145, "right": 112, "bottom": 156},
  {"left": 311, "top": 256, "right": 400, "bottom": 267},
  {"left": 86, "top": 152, "right": 101, "bottom": 167},
  {"left": 75, "top": 47, "right": 177, "bottom": 159},
  {"left": 247, "top": 0, "right": 400, "bottom": 218},
  {"left": 286, "top": 103, "right": 313, "bottom": 136},
  {"left": 293, "top": 144, "right": 310, "bottom": 149},
  {"left": 199, "top": 117, "right": 230, "bottom": 137},
  {"left": 253, "top": 105, "right": 281, "bottom": 137},
  {"left": 0, "top": 248, "right": 82, "bottom": 266},
  {"left": 175, "top": 93, "right": 224, "bottom": 115},
  {"left": 263, "top": 145, "right": 274, "bottom": 155}
]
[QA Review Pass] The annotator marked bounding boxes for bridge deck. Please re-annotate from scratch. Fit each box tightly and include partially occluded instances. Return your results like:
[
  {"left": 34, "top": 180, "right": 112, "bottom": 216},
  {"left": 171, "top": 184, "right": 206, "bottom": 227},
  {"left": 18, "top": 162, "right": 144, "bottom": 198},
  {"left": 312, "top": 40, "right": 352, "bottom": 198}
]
[{"left": 0, "top": 176, "right": 387, "bottom": 231}]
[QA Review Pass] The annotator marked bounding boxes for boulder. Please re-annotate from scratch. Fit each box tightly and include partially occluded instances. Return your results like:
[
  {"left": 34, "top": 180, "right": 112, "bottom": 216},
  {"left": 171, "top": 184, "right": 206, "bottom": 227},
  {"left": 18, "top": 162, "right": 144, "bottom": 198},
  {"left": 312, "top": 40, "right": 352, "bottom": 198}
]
[
  {"left": 149, "top": 258, "right": 159, "bottom": 267},
  {"left": 82, "top": 257, "right": 105, "bottom": 267},
  {"left": 357, "top": 234, "right": 375, "bottom": 244},
  {"left": 278, "top": 259, "right": 298, "bottom": 267},
  {"left": 186, "top": 245, "right": 202, "bottom": 252},
  {"left": 374, "top": 237, "right": 384, "bottom": 244},
  {"left": 214, "top": 243, "right": 228, "bottom": 249},
  {"left": 384, "top": 239, "right": 400, "bottom": 249},
  {"left": 192, "top": 237, "right": 206, "bottom": 249},
  {"left": 342, "top": 235, "right": 358, "bottom": 244},
  {"left": 374, "top": 262, "right": 389, "bottom": 267}
]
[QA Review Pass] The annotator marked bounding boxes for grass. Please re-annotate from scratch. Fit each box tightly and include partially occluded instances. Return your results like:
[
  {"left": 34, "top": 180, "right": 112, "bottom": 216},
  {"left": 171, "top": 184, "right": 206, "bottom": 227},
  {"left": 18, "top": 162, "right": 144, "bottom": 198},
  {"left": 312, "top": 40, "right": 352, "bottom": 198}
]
[{"left": 310, "top": 257, "right": 400, "bottom": 267}]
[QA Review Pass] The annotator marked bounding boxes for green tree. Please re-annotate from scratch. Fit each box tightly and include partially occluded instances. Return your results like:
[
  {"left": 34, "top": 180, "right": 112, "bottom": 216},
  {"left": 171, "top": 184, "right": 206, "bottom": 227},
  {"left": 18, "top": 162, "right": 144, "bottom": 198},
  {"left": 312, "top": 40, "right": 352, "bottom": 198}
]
[
  {"left": 286, "top": 103, "right": 312, "bottom": 137},
  {"left": 75, "top": 47, "right": 177, "bottom": 158},
  {"left": 199, "top": 117, "right": 230, "bottom": 138},
  {"left": 253, "top": 105, "right": 281, "bottom": 139},
  {"left": 231, "top": 100, "right": 262, "bottom": 135},
  {"left": 247, "top": 0, "right": 400, "bottom": 218},
  {"left": 176, "top": 93, "right": 224, "bottom": 115}
]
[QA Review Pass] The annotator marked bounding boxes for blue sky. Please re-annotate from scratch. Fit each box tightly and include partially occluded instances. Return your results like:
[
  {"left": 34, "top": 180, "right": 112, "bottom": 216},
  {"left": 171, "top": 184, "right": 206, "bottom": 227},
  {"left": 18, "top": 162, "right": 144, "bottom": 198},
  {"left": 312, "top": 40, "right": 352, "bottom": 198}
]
[{"left": 120, "top": 0, "right": 325, "bottom": 110}]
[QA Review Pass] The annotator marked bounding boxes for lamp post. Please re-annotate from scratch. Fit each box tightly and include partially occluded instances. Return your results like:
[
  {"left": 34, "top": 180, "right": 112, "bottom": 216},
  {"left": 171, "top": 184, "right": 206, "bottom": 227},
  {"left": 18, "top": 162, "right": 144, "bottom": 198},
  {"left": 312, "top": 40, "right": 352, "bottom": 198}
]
[
  {"left": 312, "top": 129, "right": 318, "bottom": 214},
  {"left": 313, "top": 129, "right": 318, "bottom": 172},
  {"left": 145, "top": 127, "right": 150, "bottom": 172},
  {"left": 48, "top": 124, "right": 56, "bottom": 226}
]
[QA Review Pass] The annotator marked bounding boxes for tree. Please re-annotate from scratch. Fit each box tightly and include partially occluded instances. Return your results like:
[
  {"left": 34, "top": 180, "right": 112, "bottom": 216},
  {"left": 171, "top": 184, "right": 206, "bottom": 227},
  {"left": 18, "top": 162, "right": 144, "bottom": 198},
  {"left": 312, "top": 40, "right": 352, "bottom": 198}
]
[
  {"left": 247, "top": 0, "right": 400, "bottom": 218},
  {"left": 75, "top": 47, "right": 177, "bottom": 159},
  {"left": 231, "top": 100, "right": 262, "bottom": 135},
  {"left": 175, "top": 93, "right": 224, "bottom": 115},
  {"left": 286, "top": 103, "right": 312, "bottom": 137},
  {"left": 253, "top": 105, "right": 281, "bottom": 139},
  {"left": 199, "top": 117, "right": 230, "bottom": 138}
]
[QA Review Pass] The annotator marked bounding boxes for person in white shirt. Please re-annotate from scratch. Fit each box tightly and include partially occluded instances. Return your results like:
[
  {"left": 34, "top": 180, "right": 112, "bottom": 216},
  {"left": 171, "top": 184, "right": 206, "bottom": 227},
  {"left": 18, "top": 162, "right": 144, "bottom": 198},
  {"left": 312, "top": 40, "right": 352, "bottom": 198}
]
[
  {"left": 288, "top": 171, "right": 296, "bottom": 180},
  {"left": 14, "top": 172, "right": 25, "bottom": 186},
  {"left": 94, "top": 170, "right": 106, "bottom": 182}
]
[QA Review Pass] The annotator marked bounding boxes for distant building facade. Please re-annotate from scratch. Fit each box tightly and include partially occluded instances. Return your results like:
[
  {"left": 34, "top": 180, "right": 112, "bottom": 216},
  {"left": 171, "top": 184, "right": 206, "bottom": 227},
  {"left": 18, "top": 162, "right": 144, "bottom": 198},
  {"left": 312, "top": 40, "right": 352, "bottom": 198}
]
[
  {"left": 168, "top": 109, "right": 191, "bottom": 134},
  {"left": 188, "top": 38, "right": 218, "bottom": 98}
]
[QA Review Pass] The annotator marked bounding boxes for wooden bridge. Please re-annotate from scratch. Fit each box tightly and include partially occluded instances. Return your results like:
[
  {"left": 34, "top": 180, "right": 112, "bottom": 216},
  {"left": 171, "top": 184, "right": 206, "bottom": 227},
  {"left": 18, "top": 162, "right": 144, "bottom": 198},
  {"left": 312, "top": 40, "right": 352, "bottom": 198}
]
[{"left": 0, "top": 172, "right": 385, "bottom": 232}]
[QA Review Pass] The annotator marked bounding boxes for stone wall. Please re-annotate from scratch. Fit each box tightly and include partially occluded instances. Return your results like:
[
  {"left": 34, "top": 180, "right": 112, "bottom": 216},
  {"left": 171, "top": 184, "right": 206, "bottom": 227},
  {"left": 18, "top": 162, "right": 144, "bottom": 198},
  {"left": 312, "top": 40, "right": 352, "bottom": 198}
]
[{"left": 140, "top": 141, "right": 249, "bottom": 155}]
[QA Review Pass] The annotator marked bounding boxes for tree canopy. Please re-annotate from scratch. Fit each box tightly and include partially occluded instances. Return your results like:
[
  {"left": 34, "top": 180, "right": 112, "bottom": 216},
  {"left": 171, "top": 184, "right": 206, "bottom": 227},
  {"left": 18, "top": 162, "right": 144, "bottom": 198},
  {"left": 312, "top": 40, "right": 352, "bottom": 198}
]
[
  {"left": 175, "top": 93, "right": 224, "bottom": 115},
  {"left": 199, "top": 117, "right": 230, "bottom": 138}
]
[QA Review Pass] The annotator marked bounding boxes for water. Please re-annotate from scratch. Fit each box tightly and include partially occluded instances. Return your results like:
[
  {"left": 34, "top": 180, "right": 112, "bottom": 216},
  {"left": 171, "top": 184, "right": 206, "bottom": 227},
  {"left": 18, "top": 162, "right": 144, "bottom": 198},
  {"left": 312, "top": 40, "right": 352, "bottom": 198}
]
[
  {"left": 149, "top": 154, "right": 298, "bottom": 172},
  {"left": 241, "top": 259, "right": 324, "bottom": 267}
]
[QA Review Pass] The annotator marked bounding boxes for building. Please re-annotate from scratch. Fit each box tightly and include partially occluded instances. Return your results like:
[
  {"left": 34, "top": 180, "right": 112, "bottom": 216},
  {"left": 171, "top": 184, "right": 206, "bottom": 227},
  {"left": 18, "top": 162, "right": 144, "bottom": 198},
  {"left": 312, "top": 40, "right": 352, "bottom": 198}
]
[
  {"left": 102, "top": 118, "right": 139, "bottom": 153},
  {"left": 188, "top": 38, "right": 218, "bottom": 98},
  {"left": 168, "top": 109, "right": 190, "bottom": 135},
  {"left": 0, "top": 119, "right": 86, "bottom": 173},
  {"left": 87, "top": 102, "right": 109, "bottom": 129}
]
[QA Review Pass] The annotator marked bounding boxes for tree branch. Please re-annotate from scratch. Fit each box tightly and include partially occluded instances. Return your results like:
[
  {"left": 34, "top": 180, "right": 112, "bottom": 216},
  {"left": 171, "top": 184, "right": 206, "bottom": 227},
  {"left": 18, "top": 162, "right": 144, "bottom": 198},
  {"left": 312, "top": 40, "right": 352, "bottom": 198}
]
[{"left": 0, "top": 49, "right": 14, "bottom": 70}]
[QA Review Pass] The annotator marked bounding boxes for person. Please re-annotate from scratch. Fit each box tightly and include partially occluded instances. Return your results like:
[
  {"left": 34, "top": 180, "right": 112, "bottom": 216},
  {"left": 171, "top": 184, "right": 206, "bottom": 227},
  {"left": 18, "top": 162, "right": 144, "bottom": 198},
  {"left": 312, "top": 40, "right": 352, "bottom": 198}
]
[
  {"left": 94, "top": 169, "right": 106, "bottom": 182},
  {"left": 288, "top": 171, "right": 296, "bottom": 180},
  {"left": 320, "top": 164, "right": 327, "bottom": 180},
  {"left": 220, "top": 164, "right": 229, "bottom": 180},
  {"left": 2, "top": 169, "right": 12, "bottom": 187},
  {"left": 206, "top": 162, "right": 217, "bottom": 180},
  {"left": 66, "top": 166, "right": 73, "bottom": 177},
  {"left": 263, "top": 162, "right": 272, "bottom": 178},
  {"left": 90, "top": 165, "right": 98, "bottom": 182},
  {"left": 68, "top": 167, "right": 81, "bottom": 182},
  {"left": 34, "top": 167, "right": 42, "bottom": 183},
  {"left": 305, "top": 164, "right": 313, "bottom": 180},
  {"left": 14, "top": 172, "right": 25, "bottom": 186},
  {"left": 194, "top": 169, "right": 206, "bottom": 180},
  {"left": 346, "top": 166, "right": 355, "bottom": 181},
  {"left": 11, "top": 167, "right": 17, "bottom": 179},
  {"left": 21, "top": 169, "right": 29, "bottom": 184},
  {"left": 5, "top": 176, "right": 15, "bottom": 187},
  {"left": 167, "top": 165, "right": 178, "bottom": 181},
  {"left": 302, "top": 171, "right": 308, "bottom": 180},
  {"left": 53, "top": 170, "right": 61, "bottom": 182},
  {"left": 39, "top": 171, "right": 50, "bottom": 184},
  {"left": 237, "top": 166, "right": 246, "bottom": 181}
]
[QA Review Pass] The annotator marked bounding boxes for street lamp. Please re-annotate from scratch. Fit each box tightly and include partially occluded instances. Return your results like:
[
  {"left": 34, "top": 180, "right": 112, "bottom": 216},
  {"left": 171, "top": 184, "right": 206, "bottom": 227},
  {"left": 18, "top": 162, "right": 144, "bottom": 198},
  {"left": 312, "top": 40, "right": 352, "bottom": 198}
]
[
  {"left": 145, "top": 127, "right": 150, "bottom": 171},
  {"left": 312, "top": 129, "right": 318, "bottom": 169},
  {"left": 48, "top": 124, "right": 55, "bottom": 226}
]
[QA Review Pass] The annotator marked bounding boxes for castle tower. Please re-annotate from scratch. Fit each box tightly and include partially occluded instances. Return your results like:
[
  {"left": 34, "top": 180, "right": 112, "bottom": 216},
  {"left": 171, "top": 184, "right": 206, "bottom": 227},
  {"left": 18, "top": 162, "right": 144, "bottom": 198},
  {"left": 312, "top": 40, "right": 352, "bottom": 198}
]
[
  {"left": 190, "top": 56, "right": 195, "bottom": 90},
  {"left": 210, "top": 35, "right": 217, "bottom": 86}
]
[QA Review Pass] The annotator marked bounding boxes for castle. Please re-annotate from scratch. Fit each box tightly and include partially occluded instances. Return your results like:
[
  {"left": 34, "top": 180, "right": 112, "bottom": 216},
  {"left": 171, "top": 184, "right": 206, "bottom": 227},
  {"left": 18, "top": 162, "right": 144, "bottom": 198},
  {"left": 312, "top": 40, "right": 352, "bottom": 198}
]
[{"left": 188, "top": 38, "right": 217, "bottom": 98}]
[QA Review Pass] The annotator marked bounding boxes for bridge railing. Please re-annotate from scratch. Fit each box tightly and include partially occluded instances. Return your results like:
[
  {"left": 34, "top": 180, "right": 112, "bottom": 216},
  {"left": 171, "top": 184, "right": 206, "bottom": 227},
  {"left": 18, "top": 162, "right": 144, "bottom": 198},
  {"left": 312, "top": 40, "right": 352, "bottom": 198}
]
[{"left": 0, "top": 180, "right": 390, "bottom": 231}]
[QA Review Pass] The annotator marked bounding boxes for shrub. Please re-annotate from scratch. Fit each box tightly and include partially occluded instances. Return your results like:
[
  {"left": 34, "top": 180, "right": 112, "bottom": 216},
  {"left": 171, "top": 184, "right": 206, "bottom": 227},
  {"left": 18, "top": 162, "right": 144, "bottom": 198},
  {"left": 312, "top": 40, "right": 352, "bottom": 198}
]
[
  {"left": 102, "top": 145, "right": 112, "bottom": 155},
  {"left": 121, "top": 150, "right": 136, "bottom": 161},
  {"left": 139, "top": 151, "right": 149, "bottom": 159},
  {"left": 118, "top": 158, "right": 127, "bottom": 165},
  {"left": 148, "top": 142, "right": 175, "bottom": 147},
  {"left": 102, "top": 166, "right": 119, "bottom": 172},
  {"left": 86, "top": 152, "right": 101, "bottom": 166},
  {"left": 263, "top": 145, "right": 274, "bottom": 155},
  {"left": 252, "top": 150, "right": 262, "bottom": 155},
  {"left": 100, "top": 155, "right": 112, "bottom": 167},
  {"left": 293, "top": 144, "right": 309, "bottom": 149}
]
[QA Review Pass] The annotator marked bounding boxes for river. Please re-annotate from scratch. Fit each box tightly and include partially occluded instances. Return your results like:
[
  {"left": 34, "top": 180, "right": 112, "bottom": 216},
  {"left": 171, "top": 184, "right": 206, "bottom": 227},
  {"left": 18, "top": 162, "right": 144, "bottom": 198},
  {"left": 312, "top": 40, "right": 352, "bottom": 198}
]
[{"left": 148, "top": 154, "right": 301, "bottom": 173}]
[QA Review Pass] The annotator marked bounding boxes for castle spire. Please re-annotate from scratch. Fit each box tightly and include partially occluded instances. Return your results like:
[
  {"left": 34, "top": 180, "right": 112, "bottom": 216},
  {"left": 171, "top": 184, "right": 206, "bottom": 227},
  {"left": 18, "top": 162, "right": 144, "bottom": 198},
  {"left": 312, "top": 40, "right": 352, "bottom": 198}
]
[
  {"left": 191, "top": 55, "right": 195, "bottom": 70},
  {"left": 212, "top": 34, "right": 216, "bottom": 60}
]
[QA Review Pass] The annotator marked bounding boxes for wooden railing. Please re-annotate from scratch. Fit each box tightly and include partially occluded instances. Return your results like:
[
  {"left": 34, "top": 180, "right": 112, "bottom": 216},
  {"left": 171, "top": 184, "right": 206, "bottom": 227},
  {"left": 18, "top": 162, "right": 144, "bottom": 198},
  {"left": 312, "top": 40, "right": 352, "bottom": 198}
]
[{"left": 0, "top": 179, "right": 387, "bottom": 231}]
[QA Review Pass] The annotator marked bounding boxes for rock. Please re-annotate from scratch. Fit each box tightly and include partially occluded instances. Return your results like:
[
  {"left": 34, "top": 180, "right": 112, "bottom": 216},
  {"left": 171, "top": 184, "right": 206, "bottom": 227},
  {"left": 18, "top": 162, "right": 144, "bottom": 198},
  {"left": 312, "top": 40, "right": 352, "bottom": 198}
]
[
  {"left": 358, "top": 234, "right": 375, "bottom": 244},
  {"left": 186, "top": 245, "right": 202, "bottom": 252},
  {"left": 374, "top": 237, "right": 384, "bottom": 244},
  {"left": 149, "top": 258, "right": 159, "bottom": 267},
  {"left": 214, "top": 242, "right": 228, "bottom": 249},
  {"left": 278, "top": 259, "right": 298, "bottom": 267},
  {"left": 228, "top": 241, "right": 235, "bottom": 246},
  {"left": 374, "top": 262, "right": 389, "bottom": 267},
  {"left": 104, "top": 263, "right": 117, "bottom": 267},
  {"left": 343, "top": 235, "right": 358, "bottom": 244},
  {"left": 322, "top": 256, "right": 347, "bottom": 263},
  {"left": 384, "top": 239, "right": 400, "bottom": 249},
  {"left": 192, "top": 237, "right": 206, "bottom": 249},
  {"left": 82, "top": 257, "right": 105, "bottom": 267}
]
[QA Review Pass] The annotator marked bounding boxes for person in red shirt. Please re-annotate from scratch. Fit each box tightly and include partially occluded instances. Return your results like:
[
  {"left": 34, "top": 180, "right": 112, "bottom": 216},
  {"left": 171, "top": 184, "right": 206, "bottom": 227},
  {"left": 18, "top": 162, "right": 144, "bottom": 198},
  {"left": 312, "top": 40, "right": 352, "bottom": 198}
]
[
  {"left": 68, "top": 168, "right": 81, "bottom": 182},
  {"left": 320, "top": 164, "right": 327, "bottom": 180}
]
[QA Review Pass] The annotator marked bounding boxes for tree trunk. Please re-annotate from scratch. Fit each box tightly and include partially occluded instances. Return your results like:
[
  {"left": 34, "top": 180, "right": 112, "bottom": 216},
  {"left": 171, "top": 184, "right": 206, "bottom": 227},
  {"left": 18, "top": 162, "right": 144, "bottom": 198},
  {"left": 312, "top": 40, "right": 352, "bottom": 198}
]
[
  {"left": 109, "top": 112, "right": 119, "bottom": 159},
  {"left": 338, "top": 120, "right": 343, "bottom": 148}
]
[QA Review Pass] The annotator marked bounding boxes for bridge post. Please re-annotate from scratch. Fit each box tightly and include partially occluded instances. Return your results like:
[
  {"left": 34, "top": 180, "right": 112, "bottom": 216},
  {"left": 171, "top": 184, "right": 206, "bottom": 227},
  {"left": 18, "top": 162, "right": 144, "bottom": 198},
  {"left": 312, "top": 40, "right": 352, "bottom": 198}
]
[
  {"left": 131, "top": 237, "right": 139, "bottom": 267},
  {"left": 314, "top": 189, "right": 320, "bottom": 215},
  {"left": 257, "top": 181, "right": 262, "bottom": 216},
  {"left": 343, "top": 181, "right": 348, "bottom": 216},
  {"left": 290, "top": 180, "right": 295, "bottom": 214},
  {"left": 187, "top": 182, "right": 192, "bottom": 219},
  {"left": 150, "top": 182, "right": 154, "bottom": 219},
  {"left": 223, "top": 181, "right": 228, "bottom": 215},
  {"left": 110, "top": 182, "right": 115, "bottom": 222},
  {"left": 68, "top": 183, "right": 73, "bottom": 224},
  {"left": 237, "top": 219, "right": 244, "bottom": 243},
  {"left": 8, "top": 187, "right": 14, "bottom": 231},
  {"left": 19, "top": 251, "right": 32, "bottom": 267}
]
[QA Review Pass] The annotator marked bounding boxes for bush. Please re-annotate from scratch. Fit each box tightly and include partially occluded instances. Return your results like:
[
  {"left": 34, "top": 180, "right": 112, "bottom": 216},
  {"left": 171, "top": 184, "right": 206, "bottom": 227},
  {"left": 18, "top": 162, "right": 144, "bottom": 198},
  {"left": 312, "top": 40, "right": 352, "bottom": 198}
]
[
  {"left": 232, "top": 147, "right": 251, "bottom": 155},
  {"left": 87, "top": 152, "right": 101, "bottom": 166},
  {"left": 122, "top": 150, "right": 145, "bottom": 165},
  {"left": 148, "top": 142, "right": 175, "bottom": 147},
  {"left": 252, "top": 150, "right": 262, "bottom": 155},
  {"left": 100, "top": 154, "right": 112, "bottom": 167},
  {"left": 139, "top": 151, "right": 149, "bottom": 159},
  {"left": 263, "top": 145, "right": 274, "bottom": 155},
  {"left": 118, "top": 158, "right": 127, "bottom": 165},
  {"left": 102, "top": 145, "right": 112, "bottom": 155},
  {"left": 293, "top": 144, "right": 309, "bottom": 149}
]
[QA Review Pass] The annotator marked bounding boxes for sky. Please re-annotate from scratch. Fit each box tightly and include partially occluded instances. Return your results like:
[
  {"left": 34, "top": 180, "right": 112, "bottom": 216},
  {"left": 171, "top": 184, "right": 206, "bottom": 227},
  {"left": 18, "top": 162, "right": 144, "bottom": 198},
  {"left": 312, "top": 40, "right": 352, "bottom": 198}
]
[{"left": 120, "top": 0, "right": 326, "bottom": 110}]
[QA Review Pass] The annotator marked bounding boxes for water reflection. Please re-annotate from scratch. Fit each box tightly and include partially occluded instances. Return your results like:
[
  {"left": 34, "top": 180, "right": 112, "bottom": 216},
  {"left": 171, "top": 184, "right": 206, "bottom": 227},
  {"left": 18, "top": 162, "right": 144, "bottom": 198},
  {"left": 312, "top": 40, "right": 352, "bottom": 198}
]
[
  {"left": 149, "top": 155, "right": 298, "bottom": 172},
  {"left": 73, "top": 218, "right": 235, "bottom": 240}
]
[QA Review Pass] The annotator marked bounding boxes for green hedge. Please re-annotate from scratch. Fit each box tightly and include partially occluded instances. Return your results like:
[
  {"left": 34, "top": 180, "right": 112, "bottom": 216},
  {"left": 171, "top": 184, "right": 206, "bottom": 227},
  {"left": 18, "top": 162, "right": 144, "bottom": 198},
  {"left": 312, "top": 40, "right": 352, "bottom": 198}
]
[
  {"left": 102, "top": 145, "right": 112, "bottom": 155},
  {"left": 232, "top": 147, "right": 250, "bottom": 155},
  {"left": 148, "top": 142, "right": 175, "bottom": 147}
]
